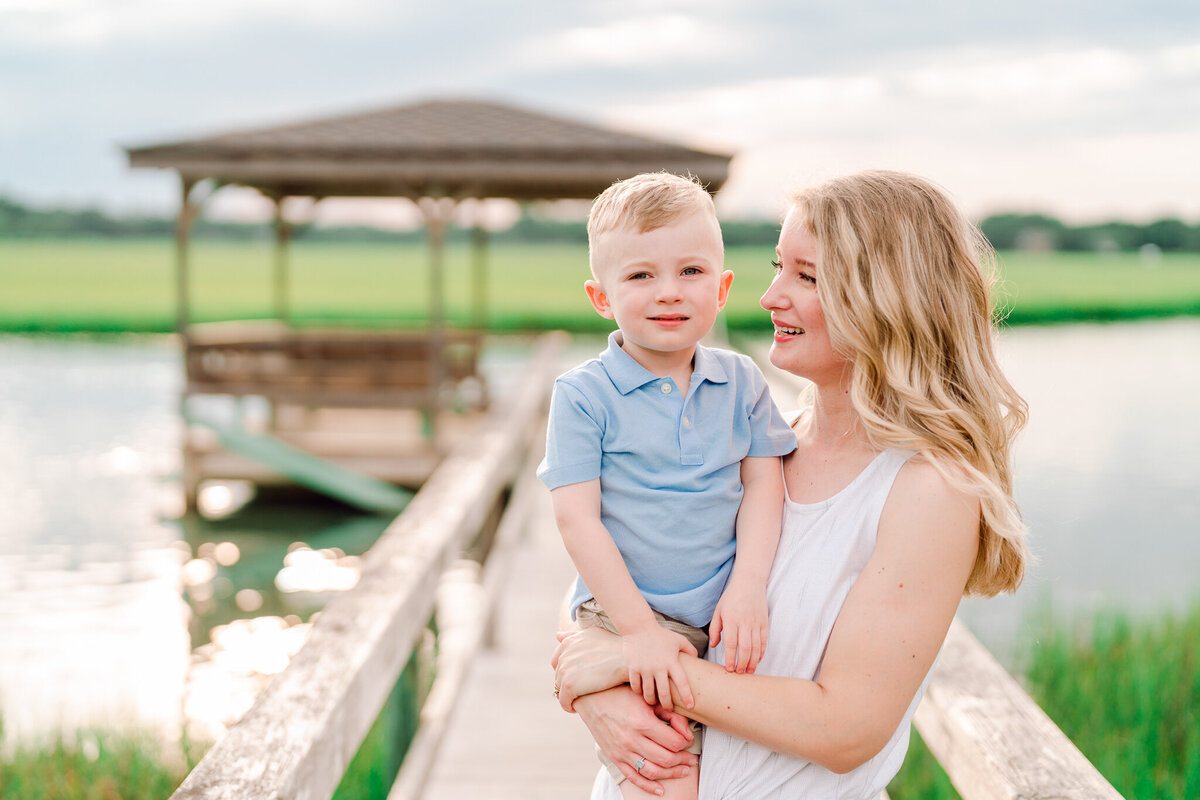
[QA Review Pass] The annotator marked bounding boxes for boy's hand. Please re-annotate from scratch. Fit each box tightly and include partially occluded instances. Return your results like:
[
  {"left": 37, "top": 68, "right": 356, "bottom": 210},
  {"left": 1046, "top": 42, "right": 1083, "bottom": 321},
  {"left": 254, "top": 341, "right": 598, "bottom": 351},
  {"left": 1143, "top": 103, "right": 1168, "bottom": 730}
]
[
  {"left": 710, "top": 581, "right": 769, "bottom": 673},
  {"left": 622, "top": 626, "right": 698, "bottom": 709}
]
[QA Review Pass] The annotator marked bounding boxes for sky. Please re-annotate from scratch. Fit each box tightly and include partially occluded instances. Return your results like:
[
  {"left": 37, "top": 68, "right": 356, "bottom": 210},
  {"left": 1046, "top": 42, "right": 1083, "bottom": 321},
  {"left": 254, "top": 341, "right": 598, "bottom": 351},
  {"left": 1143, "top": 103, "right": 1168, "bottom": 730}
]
[{"left": 2, "top": 0, "right": 1199, "bottom": 226}]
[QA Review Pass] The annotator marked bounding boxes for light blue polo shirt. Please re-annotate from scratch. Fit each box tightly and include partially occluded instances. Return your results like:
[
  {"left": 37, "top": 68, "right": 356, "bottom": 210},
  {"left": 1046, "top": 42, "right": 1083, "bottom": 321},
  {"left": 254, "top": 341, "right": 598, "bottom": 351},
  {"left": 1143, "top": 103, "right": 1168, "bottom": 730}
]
[{"left": 537, "top": 332, "right": 797, "bottom": 627}]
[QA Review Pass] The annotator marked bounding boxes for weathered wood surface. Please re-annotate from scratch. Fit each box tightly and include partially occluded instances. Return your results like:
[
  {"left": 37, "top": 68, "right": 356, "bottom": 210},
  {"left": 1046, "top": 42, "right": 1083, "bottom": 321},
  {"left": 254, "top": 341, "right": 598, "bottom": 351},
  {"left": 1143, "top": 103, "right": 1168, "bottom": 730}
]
[
  {"left": 184, "top": 321, "right": 485, "bottom": 409},
  {"left": 387, "top": 434, "right": 544, "bottom": 800},
  {"left": 915, "top": 619, "right": 1124, "bottom": 800},
  {"left": 416, "top": 458, "right": 599, "bottom": 800},
  {"left": 168, "top": 333, "right": 563, "bottom": 800}
]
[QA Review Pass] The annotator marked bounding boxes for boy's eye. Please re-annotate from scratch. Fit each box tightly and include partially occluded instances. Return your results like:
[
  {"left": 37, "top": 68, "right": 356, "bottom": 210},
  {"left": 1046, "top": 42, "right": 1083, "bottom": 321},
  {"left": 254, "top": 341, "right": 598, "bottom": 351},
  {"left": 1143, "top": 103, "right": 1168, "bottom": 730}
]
[
  {"left": 682, "top": 266, "right": 702, "bottom": 276},
  {"left": 627, "top": 272, "right": 651, "bottom": 280}
]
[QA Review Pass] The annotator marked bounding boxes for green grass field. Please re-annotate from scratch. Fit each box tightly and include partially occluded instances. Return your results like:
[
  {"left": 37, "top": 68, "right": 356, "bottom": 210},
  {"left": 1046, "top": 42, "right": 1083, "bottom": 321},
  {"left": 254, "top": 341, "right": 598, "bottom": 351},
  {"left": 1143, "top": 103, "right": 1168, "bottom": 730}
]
[{"left": 3, "top": 238, "right": 1199, "bottom": 332}]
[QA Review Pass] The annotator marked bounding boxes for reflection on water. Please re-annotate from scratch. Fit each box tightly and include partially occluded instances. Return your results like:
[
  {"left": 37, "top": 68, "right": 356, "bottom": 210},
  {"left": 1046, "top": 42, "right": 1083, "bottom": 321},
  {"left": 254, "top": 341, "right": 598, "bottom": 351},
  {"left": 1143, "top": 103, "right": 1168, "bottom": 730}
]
[
  {"left": 1, "top": 323, "right": 1198, "bottom": 744},
  {"left": 0, "top": 336, "right": 187, "bottom": 745},
  {"left": 185, "top": 615, "right": 313, "bottom": 744},
  {"left": 177, "top": 500, "right": 390, "bottom": 647}
]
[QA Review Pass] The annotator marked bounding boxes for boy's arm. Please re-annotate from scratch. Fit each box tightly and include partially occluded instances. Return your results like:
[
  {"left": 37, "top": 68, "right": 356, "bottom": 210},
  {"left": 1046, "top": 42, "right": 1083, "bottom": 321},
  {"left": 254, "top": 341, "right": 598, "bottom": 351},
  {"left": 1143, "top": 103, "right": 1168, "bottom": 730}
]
[
  {"left": 550, "top": 479, "right": 698, "bottom": 707},
  {"left": 710, "top": 455, "right": 784, "bottom": 673}
]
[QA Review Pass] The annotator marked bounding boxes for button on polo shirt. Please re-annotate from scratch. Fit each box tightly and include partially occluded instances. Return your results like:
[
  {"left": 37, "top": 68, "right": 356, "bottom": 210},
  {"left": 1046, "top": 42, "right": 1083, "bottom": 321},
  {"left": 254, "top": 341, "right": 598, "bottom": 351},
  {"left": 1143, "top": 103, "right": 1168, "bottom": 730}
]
[{"left": 537, "top": 331, "right": 797, "bottom": 626}]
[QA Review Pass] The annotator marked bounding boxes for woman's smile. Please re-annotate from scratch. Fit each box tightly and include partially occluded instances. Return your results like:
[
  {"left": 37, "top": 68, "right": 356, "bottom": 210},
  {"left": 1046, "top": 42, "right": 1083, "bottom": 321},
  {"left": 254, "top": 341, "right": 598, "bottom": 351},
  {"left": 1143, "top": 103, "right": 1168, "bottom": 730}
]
[{"left": 773, "top": 321, "right": 805, "bottom": 339}]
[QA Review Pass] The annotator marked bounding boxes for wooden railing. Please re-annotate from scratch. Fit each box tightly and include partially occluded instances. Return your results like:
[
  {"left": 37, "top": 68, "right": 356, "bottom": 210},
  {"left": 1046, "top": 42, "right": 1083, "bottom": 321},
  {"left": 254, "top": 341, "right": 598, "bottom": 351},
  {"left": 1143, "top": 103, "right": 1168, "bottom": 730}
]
[
  {"left": 168, "top": 332, "right": 563, "bottom": 800},
  {"left": 183, "top": 320, "right": 486, "bottom": 410},
  {"left": 913, "top": 619, "right": 1124, "bottom": 800}
]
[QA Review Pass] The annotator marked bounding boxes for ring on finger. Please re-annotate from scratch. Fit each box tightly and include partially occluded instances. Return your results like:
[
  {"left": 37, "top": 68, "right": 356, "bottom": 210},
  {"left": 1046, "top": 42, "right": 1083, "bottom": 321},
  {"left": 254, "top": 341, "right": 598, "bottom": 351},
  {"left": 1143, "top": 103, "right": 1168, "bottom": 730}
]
[{"left": 634, "top": 756, "right": 646, "bottom": 773}]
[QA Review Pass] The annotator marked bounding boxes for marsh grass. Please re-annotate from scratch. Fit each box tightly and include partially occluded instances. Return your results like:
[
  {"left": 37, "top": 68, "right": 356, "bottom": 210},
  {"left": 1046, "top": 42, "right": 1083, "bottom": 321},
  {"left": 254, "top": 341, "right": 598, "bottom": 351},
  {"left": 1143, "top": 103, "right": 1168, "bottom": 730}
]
[
  {"left": 888, "top": 602, "right": 1200, "bottom": 800},
  {"left": 1019, "top": 603, "right": 1200, "bottom": 799},
  {"left": 3, "top": 239, "right": 1199, "bottom": 333},
  {"left": 0, "top": 724, "right": 192, "bottom": 800},
  {"left": 3, "top": 605, "right": 1197, "bottom": 798},
  {"left": 0, "top": 650, "right": 422, "bottom": 800}
]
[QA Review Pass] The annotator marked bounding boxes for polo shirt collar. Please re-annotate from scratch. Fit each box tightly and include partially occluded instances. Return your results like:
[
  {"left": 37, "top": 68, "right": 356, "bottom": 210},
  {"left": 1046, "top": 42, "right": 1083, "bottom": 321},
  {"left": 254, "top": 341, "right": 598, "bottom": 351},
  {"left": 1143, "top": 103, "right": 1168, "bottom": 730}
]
[{"left": 600, "top": 331, "right": 730, "bottom": 395}]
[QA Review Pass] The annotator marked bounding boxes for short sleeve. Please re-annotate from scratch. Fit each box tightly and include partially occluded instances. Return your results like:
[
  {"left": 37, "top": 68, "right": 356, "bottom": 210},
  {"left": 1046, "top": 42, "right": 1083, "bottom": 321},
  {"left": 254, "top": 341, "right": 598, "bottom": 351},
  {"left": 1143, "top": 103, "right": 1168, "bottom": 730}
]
[
  {"left": 537, "top": 379, "right": 605, "bottom": 489},
  {"left": 743, "top": 362, "right": 799, "bottom": 458}
]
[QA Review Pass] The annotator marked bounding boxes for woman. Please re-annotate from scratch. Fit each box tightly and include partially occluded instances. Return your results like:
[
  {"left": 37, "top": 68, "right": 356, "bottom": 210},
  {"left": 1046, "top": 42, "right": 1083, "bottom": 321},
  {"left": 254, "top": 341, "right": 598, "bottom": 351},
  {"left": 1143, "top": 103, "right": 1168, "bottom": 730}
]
[{"left": 552, "top": 170, "right": 1029, "bottom": 799}]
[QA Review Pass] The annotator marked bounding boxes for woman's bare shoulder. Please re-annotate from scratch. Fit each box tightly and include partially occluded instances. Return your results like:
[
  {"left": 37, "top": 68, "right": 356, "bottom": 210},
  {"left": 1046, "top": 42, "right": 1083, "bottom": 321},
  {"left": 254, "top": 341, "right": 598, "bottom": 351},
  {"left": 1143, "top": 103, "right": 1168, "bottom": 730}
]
[
  {"left": 883, "top": 456, "right": 980, "bottom": 552},
  {"left": 895, "top": 453, "right": 975, "bottom": 503}
]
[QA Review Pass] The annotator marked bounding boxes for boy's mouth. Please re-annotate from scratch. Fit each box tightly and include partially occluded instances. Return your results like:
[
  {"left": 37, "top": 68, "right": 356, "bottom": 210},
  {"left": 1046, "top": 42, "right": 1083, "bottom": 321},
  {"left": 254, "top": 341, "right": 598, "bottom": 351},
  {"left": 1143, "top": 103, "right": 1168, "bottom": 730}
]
[{"left": 649, "top": 314, "right": 689, "bottom": 323}]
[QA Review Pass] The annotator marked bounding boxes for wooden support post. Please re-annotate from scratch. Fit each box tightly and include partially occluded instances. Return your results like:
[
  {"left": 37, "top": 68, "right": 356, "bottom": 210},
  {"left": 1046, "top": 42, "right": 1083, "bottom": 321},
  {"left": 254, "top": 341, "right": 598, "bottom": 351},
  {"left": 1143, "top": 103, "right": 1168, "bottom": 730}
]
[
  {"left": 174, "top": 176, "right": 198, "bottom": 336},
  {"left": 176, "top": 176, "right": 200, "bottom": 511},
  {"left": 470, "top": 221, "right": 488, "bottom": 334},
  {"left": 272, "top": 197, "right": 291, "bottom": 326},
  {"left": 418, "top": 197, "right": 455, "bottom": 438}
]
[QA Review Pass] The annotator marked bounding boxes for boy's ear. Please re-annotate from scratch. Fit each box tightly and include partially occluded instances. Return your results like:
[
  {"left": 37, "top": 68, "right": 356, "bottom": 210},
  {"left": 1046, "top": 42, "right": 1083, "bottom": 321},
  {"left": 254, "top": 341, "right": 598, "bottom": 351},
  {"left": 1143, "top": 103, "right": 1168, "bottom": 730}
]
[
  {"left": 585, "top": 280, "right": 614, "bottom": 319},
  {"left": 716, "top": 270, "right": 735, "bottom": 311}
]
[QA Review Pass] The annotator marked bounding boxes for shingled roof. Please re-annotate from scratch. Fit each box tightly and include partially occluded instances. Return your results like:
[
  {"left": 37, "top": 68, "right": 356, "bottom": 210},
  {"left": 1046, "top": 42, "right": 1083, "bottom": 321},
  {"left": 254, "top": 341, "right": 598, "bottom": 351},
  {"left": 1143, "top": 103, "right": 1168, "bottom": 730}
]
[{"left": 125, "top": 98, "right": 732, "bottom": 200}]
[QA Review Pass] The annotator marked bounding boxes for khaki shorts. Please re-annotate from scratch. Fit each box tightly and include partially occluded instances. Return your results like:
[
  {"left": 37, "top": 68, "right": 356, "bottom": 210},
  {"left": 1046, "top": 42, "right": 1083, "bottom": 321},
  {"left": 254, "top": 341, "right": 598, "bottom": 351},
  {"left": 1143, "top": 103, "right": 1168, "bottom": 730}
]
[{"left": 575, "top": 598, "right": 707, "bottom": 784}]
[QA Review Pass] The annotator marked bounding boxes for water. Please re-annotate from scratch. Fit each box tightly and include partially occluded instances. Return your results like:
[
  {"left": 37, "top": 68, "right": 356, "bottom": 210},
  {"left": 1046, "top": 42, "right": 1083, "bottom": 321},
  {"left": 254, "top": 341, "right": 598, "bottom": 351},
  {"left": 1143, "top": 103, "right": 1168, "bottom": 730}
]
[
  {"left": 1, "top": 321, "right": 1198, "bottom": 741},
  {"left": 959, "top": 318, "right": 1200, "bottom": 661},
  {"left": 0, "top": 336, "right": 188, "bottom": 744}
]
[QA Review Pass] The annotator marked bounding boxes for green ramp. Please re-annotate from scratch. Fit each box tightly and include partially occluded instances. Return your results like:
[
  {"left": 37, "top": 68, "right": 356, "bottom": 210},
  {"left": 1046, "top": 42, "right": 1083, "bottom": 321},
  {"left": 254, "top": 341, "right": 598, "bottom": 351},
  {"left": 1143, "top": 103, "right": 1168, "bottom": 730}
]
[{"left": 187, "top": 413, "right": 413, "bottom": 515}]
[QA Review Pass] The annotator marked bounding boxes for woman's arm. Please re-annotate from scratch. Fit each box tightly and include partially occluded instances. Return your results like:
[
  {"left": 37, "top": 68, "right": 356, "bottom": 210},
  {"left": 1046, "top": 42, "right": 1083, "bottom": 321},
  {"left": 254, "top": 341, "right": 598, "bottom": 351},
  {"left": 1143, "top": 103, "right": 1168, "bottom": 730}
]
[
  {"left": 555, "top": 459, "right": 980, "bottom": 774},
  {"left": 677, "top": 460, "right": 979, "bottom": 771}
]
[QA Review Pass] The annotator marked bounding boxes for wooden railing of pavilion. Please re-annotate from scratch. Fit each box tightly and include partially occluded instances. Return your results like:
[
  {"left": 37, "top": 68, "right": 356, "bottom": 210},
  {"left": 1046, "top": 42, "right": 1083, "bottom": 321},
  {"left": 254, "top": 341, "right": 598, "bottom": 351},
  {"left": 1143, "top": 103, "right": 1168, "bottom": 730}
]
[{"left": 167, "top": 333, "right": 1124, "bottom": 800}]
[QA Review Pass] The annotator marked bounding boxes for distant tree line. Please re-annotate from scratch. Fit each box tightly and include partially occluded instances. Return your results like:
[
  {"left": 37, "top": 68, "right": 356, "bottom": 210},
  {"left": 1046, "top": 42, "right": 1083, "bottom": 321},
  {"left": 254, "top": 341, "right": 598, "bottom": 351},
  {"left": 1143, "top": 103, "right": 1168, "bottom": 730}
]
[
  {"left": 2, "top": 195, "right": 1198, "bottom": 252},
  {"left": 978, "top": 212, "right": 1200, "bottom": 253}
]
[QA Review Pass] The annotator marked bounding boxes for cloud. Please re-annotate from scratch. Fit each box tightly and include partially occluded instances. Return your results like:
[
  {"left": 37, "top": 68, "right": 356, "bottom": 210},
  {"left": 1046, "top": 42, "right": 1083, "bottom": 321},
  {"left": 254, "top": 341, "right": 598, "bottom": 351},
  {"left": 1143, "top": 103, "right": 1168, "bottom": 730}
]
[
  {"left": 600, "top": 40, "right": 1200, "bottom": 220},
  {"left": 903, "top": 46, "right": 1145, "bottom": 102},
  {"left": 0, "top": 0, "right": 398, "bottom": 47},
  {"left": 513, "top": 13, "right": 736, "bottom": 69},
  {"left": 2, "top": 2, "right": 1198, "bottom": 220},
  {"left": 605, "top": 40, "right": 1200, "bottom": 147}
]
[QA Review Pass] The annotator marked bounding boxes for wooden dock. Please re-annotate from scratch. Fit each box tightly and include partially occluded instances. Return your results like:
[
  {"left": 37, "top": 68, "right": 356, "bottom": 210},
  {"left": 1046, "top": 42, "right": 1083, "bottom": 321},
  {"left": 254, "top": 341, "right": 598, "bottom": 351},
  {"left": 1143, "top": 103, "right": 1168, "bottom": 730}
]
[
  {"left": 167, "top": 337, "right": 1125, "bottom": 800},
  {"left": 420, "top": 482, "right": 599, "bottom": 798}
]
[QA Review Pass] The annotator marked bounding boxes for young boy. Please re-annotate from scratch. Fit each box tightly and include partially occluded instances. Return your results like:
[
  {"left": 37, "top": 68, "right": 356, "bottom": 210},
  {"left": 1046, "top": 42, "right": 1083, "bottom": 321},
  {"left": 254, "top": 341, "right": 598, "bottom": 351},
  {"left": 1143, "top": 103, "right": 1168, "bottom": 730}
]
[{"left": 538, "top": 172, "right": 796, "bottom": 796}]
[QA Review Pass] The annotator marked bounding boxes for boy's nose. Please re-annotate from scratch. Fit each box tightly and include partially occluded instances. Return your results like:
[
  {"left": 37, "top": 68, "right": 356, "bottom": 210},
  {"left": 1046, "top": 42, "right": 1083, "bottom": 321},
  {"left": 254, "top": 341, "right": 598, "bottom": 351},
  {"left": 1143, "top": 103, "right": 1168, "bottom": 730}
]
[{"left": 656, "top": 278, "right": 683, "bottom": 302}]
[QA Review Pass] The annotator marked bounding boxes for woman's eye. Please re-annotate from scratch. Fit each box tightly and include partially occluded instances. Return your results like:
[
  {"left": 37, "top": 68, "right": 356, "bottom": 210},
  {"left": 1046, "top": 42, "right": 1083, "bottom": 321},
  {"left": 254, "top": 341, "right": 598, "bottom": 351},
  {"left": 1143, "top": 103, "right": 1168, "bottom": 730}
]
[
  {"left": 800, "top": 272, "right": 817, "bottom": 284},
  {"left": 770, "top": 259, "right": 782, "bottom": 273}
]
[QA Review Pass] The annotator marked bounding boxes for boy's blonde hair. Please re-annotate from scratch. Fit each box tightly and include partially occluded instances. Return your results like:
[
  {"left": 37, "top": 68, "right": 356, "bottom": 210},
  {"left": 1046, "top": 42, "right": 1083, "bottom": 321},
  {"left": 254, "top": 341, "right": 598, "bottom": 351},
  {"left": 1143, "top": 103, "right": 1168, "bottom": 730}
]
[
  {"left": 792, "top": 170, "right": 1029, "bottom": 597},
  {"left": 587, "top": 172, "right": 719, "bottom": 277}
]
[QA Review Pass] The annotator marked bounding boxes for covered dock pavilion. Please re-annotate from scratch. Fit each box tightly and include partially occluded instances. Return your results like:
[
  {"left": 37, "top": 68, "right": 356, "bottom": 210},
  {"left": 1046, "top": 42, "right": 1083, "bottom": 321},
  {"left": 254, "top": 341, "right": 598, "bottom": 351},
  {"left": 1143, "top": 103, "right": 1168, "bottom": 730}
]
[{"left": 125, "top": 97, "right": 732, "bottom": 509}]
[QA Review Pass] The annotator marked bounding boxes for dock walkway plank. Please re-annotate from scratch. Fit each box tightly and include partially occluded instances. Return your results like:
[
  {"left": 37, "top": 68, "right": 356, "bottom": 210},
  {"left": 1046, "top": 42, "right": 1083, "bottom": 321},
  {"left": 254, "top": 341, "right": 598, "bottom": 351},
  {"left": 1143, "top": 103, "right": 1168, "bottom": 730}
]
[{"left": 422, "top": 479, "right": 600, "bottom": 799}]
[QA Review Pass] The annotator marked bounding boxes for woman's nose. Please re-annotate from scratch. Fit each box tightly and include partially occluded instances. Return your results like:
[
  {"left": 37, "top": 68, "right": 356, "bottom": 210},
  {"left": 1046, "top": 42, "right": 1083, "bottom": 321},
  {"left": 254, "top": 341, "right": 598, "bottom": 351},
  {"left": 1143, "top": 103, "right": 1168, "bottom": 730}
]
[{"left": 760, "top": 278, "right": 782, "bottom": 311}]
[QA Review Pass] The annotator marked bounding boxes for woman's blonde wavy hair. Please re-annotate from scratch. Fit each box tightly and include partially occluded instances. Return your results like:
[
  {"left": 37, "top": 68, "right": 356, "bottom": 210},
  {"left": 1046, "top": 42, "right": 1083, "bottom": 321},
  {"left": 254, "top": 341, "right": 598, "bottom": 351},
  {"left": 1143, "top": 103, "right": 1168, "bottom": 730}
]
[{"left": 792, "top": 170, "right": 1029, "bottom": 596}]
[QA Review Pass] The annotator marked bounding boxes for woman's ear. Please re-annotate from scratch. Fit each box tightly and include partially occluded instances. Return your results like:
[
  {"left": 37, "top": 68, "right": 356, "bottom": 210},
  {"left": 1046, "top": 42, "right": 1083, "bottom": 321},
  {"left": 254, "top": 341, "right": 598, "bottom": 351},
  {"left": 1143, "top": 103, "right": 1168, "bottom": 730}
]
[{"left": 585, "top": 280, "right": 614, "bottom": 319}]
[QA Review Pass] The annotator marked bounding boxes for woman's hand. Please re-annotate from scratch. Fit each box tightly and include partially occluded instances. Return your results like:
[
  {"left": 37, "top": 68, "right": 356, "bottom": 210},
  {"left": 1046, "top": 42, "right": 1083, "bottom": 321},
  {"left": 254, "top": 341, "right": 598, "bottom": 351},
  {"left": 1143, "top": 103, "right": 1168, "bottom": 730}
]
[
  {"left": 574, "top": 686, "right": 698, "bottom": 795},
  {"left": 551, "top": 626, "right": 628, "bottom": 711}
]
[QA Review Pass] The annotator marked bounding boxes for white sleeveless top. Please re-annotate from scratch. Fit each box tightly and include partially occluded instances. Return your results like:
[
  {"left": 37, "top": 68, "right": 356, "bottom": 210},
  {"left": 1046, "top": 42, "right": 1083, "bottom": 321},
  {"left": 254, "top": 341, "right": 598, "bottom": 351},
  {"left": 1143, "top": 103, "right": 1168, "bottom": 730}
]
[{"left": 590, "top": 445, "right": 933, "bottom": 800}]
